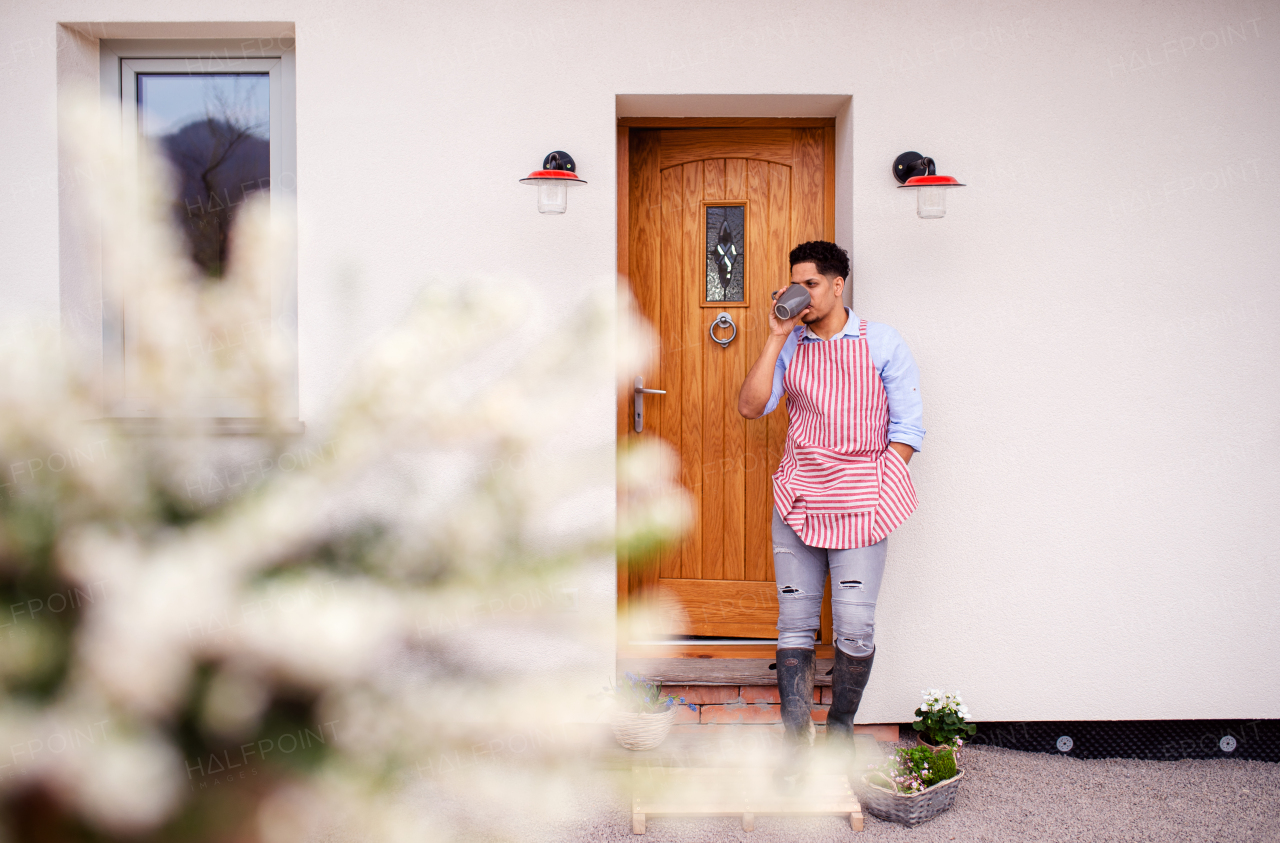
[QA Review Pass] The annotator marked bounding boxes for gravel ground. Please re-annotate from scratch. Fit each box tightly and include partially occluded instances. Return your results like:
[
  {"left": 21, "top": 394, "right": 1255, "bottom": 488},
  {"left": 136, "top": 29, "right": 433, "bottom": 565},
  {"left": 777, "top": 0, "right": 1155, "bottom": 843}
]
[{"left": 534, "top": 737, "right": 1280, "bottom": 843}]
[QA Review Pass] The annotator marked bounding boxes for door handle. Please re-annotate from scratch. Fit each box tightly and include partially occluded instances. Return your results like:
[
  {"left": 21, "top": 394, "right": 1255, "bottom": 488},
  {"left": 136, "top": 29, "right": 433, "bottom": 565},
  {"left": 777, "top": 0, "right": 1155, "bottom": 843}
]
[{"left": 633, "top": 376, "right": 666, "bottom": 433}]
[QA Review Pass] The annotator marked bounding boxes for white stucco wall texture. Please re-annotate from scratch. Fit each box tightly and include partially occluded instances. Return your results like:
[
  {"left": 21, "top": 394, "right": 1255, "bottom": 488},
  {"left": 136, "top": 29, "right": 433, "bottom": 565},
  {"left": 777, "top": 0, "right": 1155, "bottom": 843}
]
[{"left": 1, "top": 0, "right": 1277, "bottom": 722}]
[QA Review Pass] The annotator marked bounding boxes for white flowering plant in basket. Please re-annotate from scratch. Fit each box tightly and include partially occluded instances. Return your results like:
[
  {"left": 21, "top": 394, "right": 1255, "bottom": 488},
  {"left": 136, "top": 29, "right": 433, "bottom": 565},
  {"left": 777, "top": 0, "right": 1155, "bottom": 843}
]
[{"left": 912, "top": 688, "right": 976, "bottom": 749}]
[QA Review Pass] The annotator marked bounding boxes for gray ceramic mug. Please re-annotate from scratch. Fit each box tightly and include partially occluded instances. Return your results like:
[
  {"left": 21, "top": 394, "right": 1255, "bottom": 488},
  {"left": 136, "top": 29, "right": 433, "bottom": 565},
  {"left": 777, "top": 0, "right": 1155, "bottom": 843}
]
[{"left": 772, "top": 285, "right": 811, "bottom": 320}]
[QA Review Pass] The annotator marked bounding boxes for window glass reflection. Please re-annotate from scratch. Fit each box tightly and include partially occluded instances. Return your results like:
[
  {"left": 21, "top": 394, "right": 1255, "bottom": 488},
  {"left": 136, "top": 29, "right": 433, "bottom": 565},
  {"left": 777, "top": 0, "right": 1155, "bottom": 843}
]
[
  {"left": 138, "top": 74, "right": 270, "bottom": 277},
  {"left": 705, "top": 204, "right": 745, "bottom": 302}
]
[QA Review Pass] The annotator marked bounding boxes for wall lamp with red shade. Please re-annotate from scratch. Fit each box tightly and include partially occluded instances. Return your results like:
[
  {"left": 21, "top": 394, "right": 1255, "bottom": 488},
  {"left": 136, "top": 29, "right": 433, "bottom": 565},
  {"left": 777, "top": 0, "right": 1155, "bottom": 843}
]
[{"left": 893, "top": 151, "right": 965, "bottom": 219}]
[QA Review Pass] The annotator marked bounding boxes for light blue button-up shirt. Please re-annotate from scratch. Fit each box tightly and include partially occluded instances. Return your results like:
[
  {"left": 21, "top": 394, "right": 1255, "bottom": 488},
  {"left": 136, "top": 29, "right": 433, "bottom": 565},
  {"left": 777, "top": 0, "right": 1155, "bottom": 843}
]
[{"left": 762, "top": 306, "right": 926, "bottom": 452}]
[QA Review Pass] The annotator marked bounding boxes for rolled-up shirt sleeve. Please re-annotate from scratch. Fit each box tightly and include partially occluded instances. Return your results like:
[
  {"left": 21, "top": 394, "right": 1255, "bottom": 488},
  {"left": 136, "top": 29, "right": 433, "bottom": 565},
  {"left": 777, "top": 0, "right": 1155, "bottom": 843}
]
[
  {"left": 875, "top": 325, "right": 926, "bottom": 452},
  {"left": 760, "top": 331, "right": 799, "bottom": 416}
]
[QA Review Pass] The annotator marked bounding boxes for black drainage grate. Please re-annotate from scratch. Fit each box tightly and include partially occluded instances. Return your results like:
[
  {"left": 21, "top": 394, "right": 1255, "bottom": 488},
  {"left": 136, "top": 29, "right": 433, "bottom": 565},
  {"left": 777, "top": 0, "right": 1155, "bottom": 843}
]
[{"left": 957, "top": 719, "right": 1279, "bottom": 762}]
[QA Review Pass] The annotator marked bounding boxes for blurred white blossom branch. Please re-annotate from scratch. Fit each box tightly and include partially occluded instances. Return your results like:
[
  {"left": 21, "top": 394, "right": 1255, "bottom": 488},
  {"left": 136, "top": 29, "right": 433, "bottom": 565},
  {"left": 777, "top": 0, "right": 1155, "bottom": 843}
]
[{"left": 0, "top": 88, "right": 693, "bottom": 842}]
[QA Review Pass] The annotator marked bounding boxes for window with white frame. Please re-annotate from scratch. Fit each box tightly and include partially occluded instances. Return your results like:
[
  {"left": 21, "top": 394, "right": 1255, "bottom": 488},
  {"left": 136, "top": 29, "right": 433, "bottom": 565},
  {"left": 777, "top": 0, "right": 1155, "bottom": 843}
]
[{"left": 99, "top": 38, "right": 297, "bottom": 421}]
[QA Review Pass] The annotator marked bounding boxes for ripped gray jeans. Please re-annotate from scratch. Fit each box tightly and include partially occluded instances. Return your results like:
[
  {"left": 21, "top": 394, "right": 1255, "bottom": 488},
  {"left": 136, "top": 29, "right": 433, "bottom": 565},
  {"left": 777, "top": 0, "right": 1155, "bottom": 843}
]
[{"left": 772, "top": 506, "right": 887, "bottom": 657}]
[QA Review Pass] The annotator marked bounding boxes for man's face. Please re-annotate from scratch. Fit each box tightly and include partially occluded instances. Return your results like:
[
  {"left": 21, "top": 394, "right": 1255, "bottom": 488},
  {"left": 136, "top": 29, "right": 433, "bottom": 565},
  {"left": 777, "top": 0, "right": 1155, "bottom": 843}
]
[{"left": 788, "top": 261, "right": 844, "bottom": 324}]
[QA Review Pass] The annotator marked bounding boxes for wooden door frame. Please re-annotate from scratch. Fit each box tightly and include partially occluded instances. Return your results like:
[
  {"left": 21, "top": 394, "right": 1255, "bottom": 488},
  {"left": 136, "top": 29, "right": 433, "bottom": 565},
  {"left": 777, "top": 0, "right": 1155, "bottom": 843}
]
[{"left": 617, "top": 118, "right": 837, "bottom": 660}]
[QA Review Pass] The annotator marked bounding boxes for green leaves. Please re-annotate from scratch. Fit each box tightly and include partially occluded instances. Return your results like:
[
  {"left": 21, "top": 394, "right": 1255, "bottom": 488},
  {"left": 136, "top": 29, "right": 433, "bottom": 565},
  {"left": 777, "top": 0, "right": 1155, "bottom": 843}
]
[{"left": 912, "top": 688, "right": 972, "bottom": 746}]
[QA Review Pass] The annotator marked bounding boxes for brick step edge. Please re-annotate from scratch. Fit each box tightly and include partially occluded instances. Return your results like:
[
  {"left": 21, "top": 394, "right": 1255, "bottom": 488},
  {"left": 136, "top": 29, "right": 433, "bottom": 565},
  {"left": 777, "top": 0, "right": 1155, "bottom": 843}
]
[{"left": 657, "top": 684, "right": 898, "bottom": 740}]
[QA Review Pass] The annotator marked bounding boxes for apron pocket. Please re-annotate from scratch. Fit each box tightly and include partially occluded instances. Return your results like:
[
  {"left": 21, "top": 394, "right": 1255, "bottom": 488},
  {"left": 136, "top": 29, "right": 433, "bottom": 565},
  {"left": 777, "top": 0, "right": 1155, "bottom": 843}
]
[{"left": 788, "top": 447, "right": 879, "bottom": 514}]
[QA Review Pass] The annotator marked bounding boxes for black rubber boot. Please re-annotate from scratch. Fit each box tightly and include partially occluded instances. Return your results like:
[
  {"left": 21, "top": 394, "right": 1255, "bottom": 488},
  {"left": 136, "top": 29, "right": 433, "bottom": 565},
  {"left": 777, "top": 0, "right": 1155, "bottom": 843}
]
[
  {"left": 826, "top": 643, "right": 875, "bottom": 741},
  {"left": 774, "top": 647, "right": 816, "bottom": 790}
]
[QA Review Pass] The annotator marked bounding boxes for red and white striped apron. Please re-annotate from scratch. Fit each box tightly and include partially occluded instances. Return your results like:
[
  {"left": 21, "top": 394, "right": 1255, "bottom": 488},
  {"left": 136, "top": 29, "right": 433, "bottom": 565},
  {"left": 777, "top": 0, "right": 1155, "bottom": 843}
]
[{"left": 771, "top": 319, "right": 918, "bottom": 549}]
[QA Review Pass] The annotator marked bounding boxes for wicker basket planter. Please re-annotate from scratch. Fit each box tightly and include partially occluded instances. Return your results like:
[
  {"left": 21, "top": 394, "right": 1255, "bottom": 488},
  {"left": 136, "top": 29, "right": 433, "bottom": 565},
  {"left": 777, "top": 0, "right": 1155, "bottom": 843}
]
[
  {"left": 916, "top": 732, "right": 964, "bottom": 766},
  {"left": 611, "top": 707, "right": 676, "bottom": 751},
  {"left": 856, "top": 768, "right": 965, "bottom": 827}
]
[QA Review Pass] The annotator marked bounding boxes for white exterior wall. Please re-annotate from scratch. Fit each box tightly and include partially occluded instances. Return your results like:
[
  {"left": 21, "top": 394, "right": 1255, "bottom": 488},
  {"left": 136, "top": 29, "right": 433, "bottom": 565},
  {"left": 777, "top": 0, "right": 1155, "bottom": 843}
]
[{"left": 1, "top": 0, "right": 1277, "bottom": 722}]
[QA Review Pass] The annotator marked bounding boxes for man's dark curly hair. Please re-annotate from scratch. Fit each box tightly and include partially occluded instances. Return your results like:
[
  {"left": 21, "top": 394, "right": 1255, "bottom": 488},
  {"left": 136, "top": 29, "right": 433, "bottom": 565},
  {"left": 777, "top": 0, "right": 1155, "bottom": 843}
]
[{"left": 789, "top": 240, "right": 850, "bottom": 281}]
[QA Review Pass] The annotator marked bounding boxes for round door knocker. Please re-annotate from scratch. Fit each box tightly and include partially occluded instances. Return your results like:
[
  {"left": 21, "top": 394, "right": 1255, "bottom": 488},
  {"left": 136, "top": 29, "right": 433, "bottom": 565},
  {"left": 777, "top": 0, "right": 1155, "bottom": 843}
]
[{"left": 709, "top": 312, "right": 737, "bottom": 348}]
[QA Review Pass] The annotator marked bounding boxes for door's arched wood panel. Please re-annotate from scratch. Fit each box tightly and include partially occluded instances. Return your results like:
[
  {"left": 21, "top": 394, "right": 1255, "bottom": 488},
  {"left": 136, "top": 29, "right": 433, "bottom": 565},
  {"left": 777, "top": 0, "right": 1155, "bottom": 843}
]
[{"left": 659, "top": 129, "right": 794, "bottom": 169}]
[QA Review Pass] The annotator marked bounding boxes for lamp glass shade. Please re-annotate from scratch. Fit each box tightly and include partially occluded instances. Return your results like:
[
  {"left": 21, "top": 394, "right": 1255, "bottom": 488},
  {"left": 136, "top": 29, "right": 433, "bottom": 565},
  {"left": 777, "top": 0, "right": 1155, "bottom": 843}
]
[
  {"left": 916, "top": 186, "right": 946, "bottom": 219},
  {"left": 537, "top": 180, "right": 568, "bottom": 214}
]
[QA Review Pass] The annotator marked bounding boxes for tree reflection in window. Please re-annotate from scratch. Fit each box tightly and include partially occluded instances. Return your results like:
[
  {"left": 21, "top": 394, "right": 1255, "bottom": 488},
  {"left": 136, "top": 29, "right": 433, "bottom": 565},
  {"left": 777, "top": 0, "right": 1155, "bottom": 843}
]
[
  {"left": 705, "top": 204, "right": 745, "bottom": 302},
  {"left": 138, "top": 74, "right": 270, "bottom": 279}
]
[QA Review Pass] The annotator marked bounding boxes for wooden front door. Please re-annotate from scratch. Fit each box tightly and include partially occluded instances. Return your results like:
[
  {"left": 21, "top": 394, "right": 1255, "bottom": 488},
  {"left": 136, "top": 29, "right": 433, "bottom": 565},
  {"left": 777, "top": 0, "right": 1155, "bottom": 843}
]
[{"left": 619, "top": 123, "right": 835, "bottom": 644}]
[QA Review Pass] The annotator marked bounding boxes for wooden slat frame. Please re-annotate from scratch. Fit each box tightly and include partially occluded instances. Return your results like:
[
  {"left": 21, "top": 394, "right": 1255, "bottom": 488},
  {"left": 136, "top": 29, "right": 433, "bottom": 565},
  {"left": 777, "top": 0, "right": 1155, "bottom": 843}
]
[{"left": 631, "top": 766, "right": 863, "bottom": 834}]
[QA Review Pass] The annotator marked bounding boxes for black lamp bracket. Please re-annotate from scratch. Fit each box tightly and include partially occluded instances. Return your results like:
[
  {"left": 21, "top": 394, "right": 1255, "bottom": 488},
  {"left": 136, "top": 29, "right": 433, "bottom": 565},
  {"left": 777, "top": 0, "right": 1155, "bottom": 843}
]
[
  {"left": 543, "top": 151, "right": 576, "bottom": 172},
  {"left": 893, "top": 151, "right": 936, "bottom": 184}
]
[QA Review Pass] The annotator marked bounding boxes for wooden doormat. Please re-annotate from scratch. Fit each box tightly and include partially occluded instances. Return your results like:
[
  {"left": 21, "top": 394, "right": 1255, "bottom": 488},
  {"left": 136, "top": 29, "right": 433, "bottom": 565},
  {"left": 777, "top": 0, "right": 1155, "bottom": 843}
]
[{"left": 631, "top": 765, "right": 863, "bottom": 833}]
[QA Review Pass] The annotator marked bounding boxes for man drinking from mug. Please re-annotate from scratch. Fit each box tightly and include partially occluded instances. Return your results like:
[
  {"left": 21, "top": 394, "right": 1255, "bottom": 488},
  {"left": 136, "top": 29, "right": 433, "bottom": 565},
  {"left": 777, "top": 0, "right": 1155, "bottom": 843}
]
[{"left": 738, "top": 240, "right": 925, "bottom": 781}]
